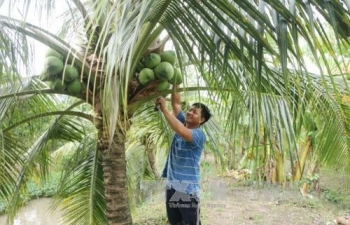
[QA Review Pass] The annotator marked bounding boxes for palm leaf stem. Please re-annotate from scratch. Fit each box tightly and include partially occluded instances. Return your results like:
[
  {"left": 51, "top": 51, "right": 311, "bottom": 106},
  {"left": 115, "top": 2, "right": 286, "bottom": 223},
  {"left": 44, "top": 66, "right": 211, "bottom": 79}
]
[{"left": 3, "top": 110, "right": 92, "bottom": 132}]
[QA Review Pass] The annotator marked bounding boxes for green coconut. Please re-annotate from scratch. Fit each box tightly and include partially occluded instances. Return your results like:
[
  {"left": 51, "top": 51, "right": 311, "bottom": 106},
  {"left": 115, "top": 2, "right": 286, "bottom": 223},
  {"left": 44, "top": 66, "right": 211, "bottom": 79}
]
[
  {"left": 138, "top": 68, "right": 155, "bottom": 85},
  {"left": 67, "top": 79, "right": 82, "bottom": 95},
  {"left": 156, "top": 80, "right": 171, "bottom": 91},
  {"left": 45, "top": 56, "right": 64, "bottom": 75},
  {"left": 154, "top": 62, "right": 174, "bottom": 80},
  {"left": 45, "top": 48, "right": 63, "bottom": 60},
  {"left": 160, "top": 50, "right": 176, "bottom": 65},
  {"left": 169, "top": 67, "right": 183, "bottom": 85},
  {"left": 143, "top": 53, "right": 161, "bottom": 69},
  {"left": 51, "top": 78, "right": 66, "bottom": 91},
  {"left": 63, "top": 65, "right": 79, "bottom": 82}
]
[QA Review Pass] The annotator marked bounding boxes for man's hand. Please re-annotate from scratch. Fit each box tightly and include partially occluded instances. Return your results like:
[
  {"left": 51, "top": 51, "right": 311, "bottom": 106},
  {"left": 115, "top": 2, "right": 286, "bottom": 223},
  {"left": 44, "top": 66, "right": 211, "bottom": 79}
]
[
  {"left": 155, "top": 95, "right": 193, "bottom": 142},
  {"left": 155, "top": 96, "right": 167, "bottom": 112}
]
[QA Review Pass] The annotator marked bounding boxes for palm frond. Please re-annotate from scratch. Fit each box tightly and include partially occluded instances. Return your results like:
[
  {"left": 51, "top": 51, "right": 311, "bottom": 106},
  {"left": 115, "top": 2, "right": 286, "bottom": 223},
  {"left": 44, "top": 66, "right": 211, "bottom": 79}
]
[
  {"left": 2, "top": 114, "right": 89, "bottom": 222},
  {"left": 0, "top": 76, "right": 96, "bottom": 223},
  {"left": 53, "top": 134, "right": 106, "bottom": 225}
]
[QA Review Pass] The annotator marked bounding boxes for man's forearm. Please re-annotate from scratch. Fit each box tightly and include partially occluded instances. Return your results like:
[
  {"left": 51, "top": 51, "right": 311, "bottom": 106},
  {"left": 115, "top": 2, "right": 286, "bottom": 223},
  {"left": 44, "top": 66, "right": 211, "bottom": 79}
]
[
  {"left": 162, "top": 109, "right": 191, "bottom": 141},
  {"left": 171, "top": 85, "right": 181, "bottom": 105},
  {"left": 171, "top": 85, "right": 181, "bottom": 116}
]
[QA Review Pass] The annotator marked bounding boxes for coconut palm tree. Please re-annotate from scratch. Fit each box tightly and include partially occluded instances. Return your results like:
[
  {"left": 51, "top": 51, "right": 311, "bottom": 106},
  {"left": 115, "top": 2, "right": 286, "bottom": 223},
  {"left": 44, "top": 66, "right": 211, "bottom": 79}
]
[{"left": 2, "top": 0, "right": 350, "bottom": 224}]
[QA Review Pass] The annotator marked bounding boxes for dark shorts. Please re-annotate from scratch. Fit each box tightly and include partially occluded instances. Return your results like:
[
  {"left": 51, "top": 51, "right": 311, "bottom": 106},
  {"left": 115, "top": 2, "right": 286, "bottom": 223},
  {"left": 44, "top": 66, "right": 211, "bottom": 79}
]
[{"left": 166, "top": 187, "right": 201, "bottom": 225}]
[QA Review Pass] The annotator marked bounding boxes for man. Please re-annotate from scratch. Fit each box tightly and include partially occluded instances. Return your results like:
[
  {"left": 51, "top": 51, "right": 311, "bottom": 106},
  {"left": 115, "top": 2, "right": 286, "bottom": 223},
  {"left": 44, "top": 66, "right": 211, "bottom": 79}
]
[{"left": 155, "top": 86, "right": 211, "bottom": 225}]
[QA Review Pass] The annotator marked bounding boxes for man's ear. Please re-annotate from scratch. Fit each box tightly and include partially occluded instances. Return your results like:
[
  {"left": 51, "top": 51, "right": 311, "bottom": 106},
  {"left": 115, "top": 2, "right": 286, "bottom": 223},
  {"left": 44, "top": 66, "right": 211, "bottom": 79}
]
[{"left": 200, "top": 117, "right": 205, "bottom": 124}]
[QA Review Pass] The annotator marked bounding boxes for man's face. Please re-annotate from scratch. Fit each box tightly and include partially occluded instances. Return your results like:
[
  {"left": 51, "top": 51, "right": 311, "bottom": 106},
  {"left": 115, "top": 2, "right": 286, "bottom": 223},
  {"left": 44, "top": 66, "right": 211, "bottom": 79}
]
[{"left": 185, "top": 106, "right": 204, "bottom": 126}]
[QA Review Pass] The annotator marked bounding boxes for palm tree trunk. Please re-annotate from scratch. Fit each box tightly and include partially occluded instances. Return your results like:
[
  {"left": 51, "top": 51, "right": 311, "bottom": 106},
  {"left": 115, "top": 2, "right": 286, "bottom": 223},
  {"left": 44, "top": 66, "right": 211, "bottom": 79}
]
[{"left": 99, "top": 129, "right": 132, "bottom": 225}]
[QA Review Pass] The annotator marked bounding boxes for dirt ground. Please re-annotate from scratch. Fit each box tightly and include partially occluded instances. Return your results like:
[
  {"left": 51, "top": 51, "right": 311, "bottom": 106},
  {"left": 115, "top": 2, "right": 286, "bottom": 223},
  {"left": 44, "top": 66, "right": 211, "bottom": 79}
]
[{"left": 133, "top": 165, "right": 350, "bottom": 225}]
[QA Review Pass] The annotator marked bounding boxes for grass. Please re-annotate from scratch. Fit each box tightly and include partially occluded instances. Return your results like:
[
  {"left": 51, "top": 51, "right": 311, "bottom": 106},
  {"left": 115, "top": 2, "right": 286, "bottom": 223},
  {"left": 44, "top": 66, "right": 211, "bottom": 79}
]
[
  {"left": 132, "top": 192, "right": 168, "bottom": 225},
  {"left": 132, "top": 160, "right": 350, "bottom": 225},
  {"left": 319, "top": 167, "right": 350, "bottom": 209}
]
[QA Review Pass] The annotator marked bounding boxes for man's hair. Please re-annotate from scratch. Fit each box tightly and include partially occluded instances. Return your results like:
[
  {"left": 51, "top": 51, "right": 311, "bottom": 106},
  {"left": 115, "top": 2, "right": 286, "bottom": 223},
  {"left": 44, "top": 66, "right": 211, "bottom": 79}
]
[{"left": 191, "top": 102, "right": 211, "bottom": 125}]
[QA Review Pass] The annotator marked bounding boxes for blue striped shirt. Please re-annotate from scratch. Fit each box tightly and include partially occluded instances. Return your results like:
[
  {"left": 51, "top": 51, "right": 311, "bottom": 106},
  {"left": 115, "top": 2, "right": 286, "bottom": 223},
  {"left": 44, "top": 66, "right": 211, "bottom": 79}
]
[{"left": 161, "top": 111, "right": 205, "bottom": 195}]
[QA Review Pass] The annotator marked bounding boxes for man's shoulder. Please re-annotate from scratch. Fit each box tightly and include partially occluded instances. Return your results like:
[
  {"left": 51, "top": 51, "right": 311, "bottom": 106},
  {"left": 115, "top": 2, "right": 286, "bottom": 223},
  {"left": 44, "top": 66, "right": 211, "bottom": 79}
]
[
  {"left": 176, "top": 111, "right": 185, "bottom": 123},
  {"left": 189, "top": 128, "right": 205, "bottom": 148},
  {"left": 191, "top": 127, "right": 205, "bottom": 137}
]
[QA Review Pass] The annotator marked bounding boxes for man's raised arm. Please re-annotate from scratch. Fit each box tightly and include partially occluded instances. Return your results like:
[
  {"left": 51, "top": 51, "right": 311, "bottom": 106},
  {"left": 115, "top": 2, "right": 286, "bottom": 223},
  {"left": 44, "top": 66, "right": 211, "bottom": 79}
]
[{"left": 171, "top": 85, "right": 182, "bottom": 117}]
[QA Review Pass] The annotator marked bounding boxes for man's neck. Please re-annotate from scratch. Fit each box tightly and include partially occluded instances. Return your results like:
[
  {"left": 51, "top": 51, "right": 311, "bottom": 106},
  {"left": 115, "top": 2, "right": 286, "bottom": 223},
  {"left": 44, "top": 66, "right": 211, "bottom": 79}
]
[{"left": 186, "top": 123, "right": 200, "bottom": 129}]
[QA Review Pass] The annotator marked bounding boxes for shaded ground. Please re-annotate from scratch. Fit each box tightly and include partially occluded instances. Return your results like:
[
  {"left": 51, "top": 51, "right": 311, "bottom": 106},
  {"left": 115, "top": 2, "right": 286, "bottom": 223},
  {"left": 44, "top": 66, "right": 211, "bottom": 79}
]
[{"left": 133, "top": 164, "right": 350, "bottom": 225}]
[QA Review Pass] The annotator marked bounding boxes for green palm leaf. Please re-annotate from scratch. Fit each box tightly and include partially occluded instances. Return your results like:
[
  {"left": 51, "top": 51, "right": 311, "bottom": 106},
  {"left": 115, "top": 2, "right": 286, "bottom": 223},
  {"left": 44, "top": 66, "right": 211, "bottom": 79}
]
[{"left": 53, "top": 135, "right": 106, "bottom": 225}]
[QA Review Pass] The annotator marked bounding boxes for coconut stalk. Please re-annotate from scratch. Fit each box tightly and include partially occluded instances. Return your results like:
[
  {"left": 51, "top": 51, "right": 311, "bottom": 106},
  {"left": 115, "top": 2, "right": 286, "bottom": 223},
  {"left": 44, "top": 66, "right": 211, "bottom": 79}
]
[
  {"left": 299, "top": 159, "right": 320, "bottom": 197},
  {"left": 275, "top": 151, "right": 286, "bottom": 185},
  {"left": 293, "top": 137, "right": 311, "bottom": 181},
  {"left": 270, "top": 158, "right": 278, "bottom": 185},
  {"left": 238, "top": 149, "right": 250, "bottom": 170},
  {"left": 298, "top": 131, "right": 320, "bottom": 197},
  {"left": 249, "top": 156, "right": 258, "bottom": 181}
]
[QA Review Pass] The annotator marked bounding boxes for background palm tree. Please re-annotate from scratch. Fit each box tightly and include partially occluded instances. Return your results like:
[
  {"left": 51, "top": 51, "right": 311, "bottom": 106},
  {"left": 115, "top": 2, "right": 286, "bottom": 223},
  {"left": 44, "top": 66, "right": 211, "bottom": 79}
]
[{"left": 1, "top": 0, "right": 350, "bottom": 225}]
